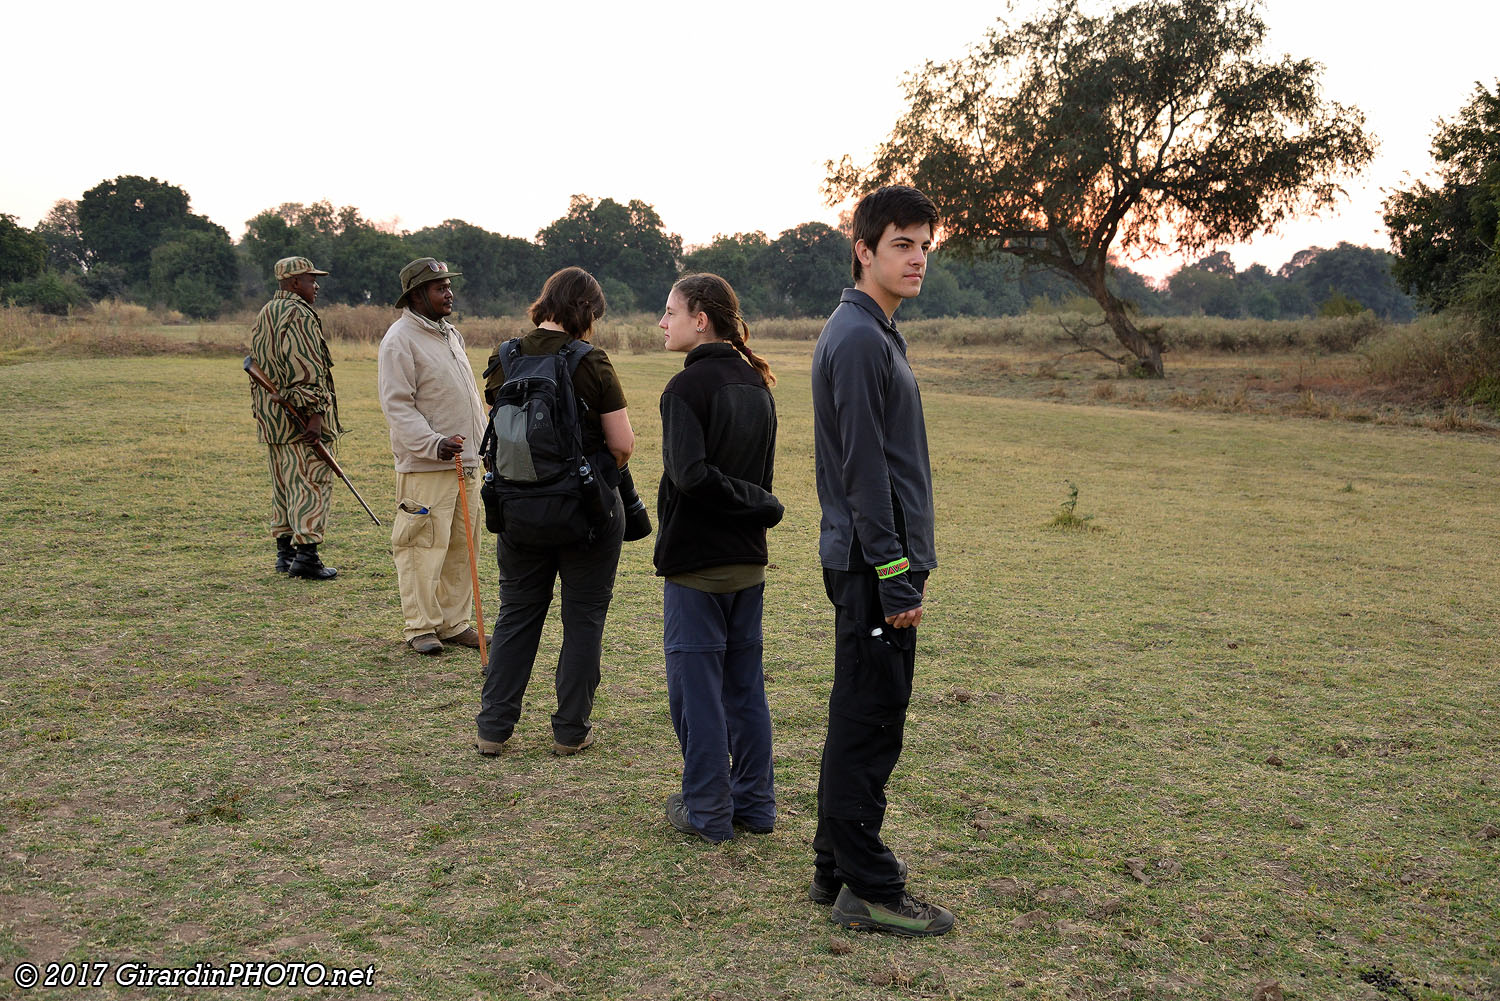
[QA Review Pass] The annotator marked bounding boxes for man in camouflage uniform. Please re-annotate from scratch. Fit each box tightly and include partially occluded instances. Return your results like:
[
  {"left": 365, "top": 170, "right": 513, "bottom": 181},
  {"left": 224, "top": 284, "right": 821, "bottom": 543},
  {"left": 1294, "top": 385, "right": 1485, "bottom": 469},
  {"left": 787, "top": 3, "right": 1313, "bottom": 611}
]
[{"left": 249, "top": 256, "right": 343, "bottom": 581}]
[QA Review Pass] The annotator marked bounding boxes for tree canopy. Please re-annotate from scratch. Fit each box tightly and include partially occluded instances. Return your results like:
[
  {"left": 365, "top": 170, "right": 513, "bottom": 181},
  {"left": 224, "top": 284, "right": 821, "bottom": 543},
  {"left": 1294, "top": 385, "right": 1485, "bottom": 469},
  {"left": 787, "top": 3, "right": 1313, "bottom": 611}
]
[
  {"left": 1163, "top": 243, "right": 1412, "bottom": 322},
  {"left": 407, "top": 220, "right": 545, "bottom": 315},
  {"left": 826, "top": 0, "right": 1375, "bottom": 374},
  {"left": 1384, "top": 80, "right": 1500, "bottom": 312},
  {"left": 536, "top": 196, "right": 682, "bottom": 312},
  {"left": 0, "top": 214, "right": 46, "bottom": 286},
  {"left": 77, "top": 176, "right": 226, "bottom": 292},
  {"left": 8, "top": 170, "right": 1410, "bottom": 324},
  {"left": 242, "top": 201, "right": 408, "bottom": 306}
]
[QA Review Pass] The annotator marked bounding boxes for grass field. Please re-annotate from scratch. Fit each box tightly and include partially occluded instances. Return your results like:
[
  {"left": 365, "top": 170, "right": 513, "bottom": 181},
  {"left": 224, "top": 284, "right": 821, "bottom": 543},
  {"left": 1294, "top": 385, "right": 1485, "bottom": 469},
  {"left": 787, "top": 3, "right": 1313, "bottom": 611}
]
[{"left": 1, "top": 336, "right": 1497, "bottom": 1000}]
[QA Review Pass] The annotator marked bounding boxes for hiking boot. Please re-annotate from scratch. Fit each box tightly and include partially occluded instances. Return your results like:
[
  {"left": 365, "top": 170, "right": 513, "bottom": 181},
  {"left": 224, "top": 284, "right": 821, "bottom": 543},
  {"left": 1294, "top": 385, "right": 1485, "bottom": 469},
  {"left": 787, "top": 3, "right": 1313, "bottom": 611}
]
[
  {"left": 475, "top": 735, "right": 508, "bottom": 757},
  {"left": 440, "top": 627, "right": 482, "bottom": 649},
  {"left": 274, "top": 535, "right": 294, "bottom": 573},
  {"left": 287, "top": 542, "right": 337, "bottom": 580},
  {"left": 552, "top": 731, "right": 595, "bottom": 756},
  {"left": 830, "top": 885, "right": 954, "bottom": 937},
  {"left": 809, "top": 857, "right": 908, "bottom": 906},
  {"left": 407, "top": 633, "right": 443, "bottom": 655},
  {"left": 665, "top": 792, "right": 728, "bottom": 845}
]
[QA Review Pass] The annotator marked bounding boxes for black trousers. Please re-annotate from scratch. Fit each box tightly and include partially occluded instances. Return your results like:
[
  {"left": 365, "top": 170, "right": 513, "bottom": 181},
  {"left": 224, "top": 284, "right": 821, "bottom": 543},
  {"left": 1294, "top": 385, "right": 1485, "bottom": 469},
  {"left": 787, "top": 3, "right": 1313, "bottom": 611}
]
[
  {"left": 476, "top": 494, "right": 623, "bottom": 745},
  {"left": 812, "top": 567, "right": 927, "bottom": 905}
]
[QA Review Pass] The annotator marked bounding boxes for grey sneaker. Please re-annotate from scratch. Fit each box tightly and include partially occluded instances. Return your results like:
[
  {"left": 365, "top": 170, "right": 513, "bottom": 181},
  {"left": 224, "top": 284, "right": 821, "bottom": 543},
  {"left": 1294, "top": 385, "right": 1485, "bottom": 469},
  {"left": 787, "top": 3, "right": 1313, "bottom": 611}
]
[
  {"left": 830, "top": 885, "right": 954, "bottom": 937},
  {"left": 809, "top": 857, "right": 908, "bottom": 906},
  {"left": 665, "top": 792, "right": 728, "bottom": 845}
]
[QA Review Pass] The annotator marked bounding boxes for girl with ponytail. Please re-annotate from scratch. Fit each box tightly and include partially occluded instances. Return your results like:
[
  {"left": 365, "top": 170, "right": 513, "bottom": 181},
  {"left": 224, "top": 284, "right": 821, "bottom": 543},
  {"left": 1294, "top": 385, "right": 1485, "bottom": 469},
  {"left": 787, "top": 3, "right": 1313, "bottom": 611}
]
[{"left": 654, "top": 272, "right": 783, "bottom": 844}]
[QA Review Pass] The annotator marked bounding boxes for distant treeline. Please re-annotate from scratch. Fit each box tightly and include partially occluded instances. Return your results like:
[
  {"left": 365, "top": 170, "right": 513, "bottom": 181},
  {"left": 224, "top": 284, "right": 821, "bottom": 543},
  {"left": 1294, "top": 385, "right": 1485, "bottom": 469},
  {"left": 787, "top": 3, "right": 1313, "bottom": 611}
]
[{"left": 1, "top": 175, "right": 1414, "bottom": 322}]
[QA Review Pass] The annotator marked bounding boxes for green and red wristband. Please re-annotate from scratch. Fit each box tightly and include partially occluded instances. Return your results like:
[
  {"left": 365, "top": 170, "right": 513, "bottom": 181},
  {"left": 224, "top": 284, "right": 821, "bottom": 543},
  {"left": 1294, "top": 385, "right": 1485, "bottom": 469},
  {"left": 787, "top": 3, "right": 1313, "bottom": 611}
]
[{"left": 875, "top": 557, "right": 910, "bottom": 580}]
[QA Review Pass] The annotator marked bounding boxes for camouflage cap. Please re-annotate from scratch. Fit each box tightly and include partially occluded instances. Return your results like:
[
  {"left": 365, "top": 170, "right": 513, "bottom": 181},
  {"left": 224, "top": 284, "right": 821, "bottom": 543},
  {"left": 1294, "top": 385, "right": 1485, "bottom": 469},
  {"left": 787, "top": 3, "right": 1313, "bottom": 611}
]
[
  {"left": 274, "top": 256, "right": 329, "bottom": 280},
  {"left": 396, "top": 258, "right": 462, "bottom": 307}
]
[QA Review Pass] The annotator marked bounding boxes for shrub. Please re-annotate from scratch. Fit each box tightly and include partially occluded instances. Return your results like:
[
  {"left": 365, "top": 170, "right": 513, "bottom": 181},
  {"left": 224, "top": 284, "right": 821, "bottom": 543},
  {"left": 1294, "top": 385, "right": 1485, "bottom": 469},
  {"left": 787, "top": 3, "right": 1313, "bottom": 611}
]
[
  {"left": 1314, "top": 311, "right": 1383, "bottom": 352},
  {"left": 1361, "top": 315, "right": 1493, "bottom": 397},
  {"left": 78, "top": 264, "right": 129, "bottom": 302},
  {"left": 1318, "top": 291, "right": 1366, "bottom": 317},
  {"left": 3, "top": 272, "right": 88, "bottom": 315},
  {"left": 316, "top": 304, "right": 398, "bottom": 342},
  {"left": 170, "top": 275, "right": 224, "bottom": 319}
]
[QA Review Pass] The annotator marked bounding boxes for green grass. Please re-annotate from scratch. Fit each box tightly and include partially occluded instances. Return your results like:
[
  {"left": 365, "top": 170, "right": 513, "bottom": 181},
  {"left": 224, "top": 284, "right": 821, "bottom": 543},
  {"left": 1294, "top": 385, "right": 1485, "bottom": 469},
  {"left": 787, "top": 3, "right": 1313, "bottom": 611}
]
[{"left": 0, "top": 341, "right": 1497, "bottom": 1000}]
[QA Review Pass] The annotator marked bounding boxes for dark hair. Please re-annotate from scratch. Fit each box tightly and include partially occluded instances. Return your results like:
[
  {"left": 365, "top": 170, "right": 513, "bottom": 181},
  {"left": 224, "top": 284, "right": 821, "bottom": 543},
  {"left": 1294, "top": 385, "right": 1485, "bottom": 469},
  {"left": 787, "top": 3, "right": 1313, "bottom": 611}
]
[
  {"left": 529, "top": 267, "right": 606, "bottom": 337},
  {"left": 673, "top": 272, "right": 776, "bottom": 388},
  {"left": 850, "top": 185, "right": 939, "bottom": 281}
]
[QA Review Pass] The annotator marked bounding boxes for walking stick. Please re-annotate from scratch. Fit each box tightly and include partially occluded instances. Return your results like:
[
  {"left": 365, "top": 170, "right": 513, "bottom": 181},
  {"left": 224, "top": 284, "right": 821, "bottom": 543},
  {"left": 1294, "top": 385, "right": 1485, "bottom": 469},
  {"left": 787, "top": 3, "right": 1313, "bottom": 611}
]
[
  {"left": 244, "top": 356, "right": 382, "bottom": 526},
  {"left": 455, "top": 455, "right": 488, "bottom": 669}
]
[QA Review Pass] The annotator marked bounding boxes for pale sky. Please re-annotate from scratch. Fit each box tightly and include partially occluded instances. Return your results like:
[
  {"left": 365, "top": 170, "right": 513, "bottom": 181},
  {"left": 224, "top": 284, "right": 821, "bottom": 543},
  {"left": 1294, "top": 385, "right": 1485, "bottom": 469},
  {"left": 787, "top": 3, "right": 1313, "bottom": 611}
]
[{"left": 3, "top": 0, "right": 1496, "bottom": 280}]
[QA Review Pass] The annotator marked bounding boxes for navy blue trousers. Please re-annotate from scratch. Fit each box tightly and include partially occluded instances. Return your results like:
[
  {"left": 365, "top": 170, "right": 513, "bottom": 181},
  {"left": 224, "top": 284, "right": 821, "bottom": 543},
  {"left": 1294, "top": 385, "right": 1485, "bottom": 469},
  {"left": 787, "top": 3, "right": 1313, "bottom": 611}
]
[
  {"left": 813, "top": 567, "right": 927, "bottom": 905},
  {"left": 664, "top": 581, "right": 776, "bottom": 842}
]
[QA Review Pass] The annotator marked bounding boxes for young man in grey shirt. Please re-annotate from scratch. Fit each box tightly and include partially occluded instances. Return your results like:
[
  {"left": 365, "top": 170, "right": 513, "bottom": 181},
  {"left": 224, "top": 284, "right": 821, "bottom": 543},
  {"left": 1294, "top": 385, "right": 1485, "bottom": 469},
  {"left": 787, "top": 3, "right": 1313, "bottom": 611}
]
[{"left": 808, "top": 185, "right": 953, "bottom": 936}]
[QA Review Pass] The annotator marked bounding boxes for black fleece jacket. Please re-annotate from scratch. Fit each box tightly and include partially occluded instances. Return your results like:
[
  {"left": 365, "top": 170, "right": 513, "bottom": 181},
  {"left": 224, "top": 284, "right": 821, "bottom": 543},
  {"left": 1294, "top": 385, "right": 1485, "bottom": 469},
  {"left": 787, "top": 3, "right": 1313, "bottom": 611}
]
[{"left": 653, "top": 342, "right": 783, "bottom": 577}]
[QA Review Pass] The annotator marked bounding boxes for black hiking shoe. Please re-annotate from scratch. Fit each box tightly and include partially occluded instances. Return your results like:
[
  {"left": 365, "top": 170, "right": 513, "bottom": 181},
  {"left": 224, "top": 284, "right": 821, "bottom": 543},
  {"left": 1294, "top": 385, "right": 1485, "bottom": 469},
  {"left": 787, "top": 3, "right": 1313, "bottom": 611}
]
[
  {"left": 288, "top": 543, "right": 337, "bottom": 580},
  {"left": 830, "top": 885, "right": 954, "bottom": 937},
  {"left": 808, "top": 857, "right": 907, "bottom": 906},
  {"left": 274, "top": 535, "right": 294, "bottom": 573},
  {"left": 733, "top": 815, "right": 774, "bottom": 835}
]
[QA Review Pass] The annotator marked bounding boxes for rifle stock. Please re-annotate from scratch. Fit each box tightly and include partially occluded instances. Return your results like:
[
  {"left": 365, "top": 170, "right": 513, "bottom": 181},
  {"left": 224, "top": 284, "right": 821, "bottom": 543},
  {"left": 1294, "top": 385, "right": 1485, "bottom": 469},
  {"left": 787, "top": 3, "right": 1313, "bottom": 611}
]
[{"left": 243, "top": 356, "right": 382, "bottom": 526}]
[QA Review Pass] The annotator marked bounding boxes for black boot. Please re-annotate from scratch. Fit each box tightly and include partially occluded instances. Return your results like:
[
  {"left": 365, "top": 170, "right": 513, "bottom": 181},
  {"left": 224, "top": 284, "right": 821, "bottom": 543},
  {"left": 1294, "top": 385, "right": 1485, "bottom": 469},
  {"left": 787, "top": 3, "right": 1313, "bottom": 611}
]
[
  {"left": 274, "top": 535, "right": 294, "bottom": 573},
  {"left": 288, "top": 542, "right": 337, "bottom": 581}
]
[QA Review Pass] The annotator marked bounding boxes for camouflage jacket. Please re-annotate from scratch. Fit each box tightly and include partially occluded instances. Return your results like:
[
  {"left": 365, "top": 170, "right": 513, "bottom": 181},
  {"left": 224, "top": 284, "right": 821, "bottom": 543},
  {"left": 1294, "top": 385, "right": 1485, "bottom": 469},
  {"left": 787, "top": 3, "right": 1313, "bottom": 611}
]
[{"left": 249, "top": 291, "right": 343, "bottom": 445}]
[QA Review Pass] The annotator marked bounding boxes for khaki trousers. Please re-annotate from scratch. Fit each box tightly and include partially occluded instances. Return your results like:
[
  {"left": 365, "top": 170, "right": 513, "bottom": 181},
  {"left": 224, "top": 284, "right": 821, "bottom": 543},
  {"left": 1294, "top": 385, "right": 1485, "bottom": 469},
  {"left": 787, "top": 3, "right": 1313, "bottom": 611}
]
[
  {"left": 266, "top": 442, "right": 333, "bottom": 545},
  {"left": 390, "top": 466, "right": 481, "bottom": 642}
]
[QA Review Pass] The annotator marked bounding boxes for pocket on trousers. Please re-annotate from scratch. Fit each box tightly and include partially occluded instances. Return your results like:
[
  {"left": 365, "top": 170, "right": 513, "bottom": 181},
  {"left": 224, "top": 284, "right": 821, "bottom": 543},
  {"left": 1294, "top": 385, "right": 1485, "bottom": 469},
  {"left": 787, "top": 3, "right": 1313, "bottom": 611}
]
[
  {"left": 391, "top": 498, "right": 436, "bottom": 548},
  {"left": 830, "top": 627, "right": 913, "bottom": 725}
]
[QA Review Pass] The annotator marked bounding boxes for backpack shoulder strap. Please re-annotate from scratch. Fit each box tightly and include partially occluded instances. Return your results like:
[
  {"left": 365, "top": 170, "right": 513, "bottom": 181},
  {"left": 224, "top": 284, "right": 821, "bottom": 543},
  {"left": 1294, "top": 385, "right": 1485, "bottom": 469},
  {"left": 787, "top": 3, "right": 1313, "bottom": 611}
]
[
  {"left": 481, "top": 337, "right": 523, "bottom": 382},
  {"left": 556, "top": 338, "right": 593, "bottom": 376}
]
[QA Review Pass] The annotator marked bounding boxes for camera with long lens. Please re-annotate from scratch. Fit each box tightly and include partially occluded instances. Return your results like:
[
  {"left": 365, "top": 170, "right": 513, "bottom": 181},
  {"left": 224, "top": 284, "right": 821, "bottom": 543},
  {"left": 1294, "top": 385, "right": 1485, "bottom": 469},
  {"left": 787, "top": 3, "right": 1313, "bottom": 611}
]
[{"left": 618, "top": 465, "right": 652, "bottom": 541}]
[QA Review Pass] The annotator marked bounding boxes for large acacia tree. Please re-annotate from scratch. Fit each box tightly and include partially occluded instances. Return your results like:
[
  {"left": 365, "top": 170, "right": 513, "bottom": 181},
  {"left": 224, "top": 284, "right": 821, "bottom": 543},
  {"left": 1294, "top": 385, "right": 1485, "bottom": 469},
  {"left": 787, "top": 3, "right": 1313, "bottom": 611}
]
[{"left": 826, "top": 0, "right": 1374, "bottom": 375}]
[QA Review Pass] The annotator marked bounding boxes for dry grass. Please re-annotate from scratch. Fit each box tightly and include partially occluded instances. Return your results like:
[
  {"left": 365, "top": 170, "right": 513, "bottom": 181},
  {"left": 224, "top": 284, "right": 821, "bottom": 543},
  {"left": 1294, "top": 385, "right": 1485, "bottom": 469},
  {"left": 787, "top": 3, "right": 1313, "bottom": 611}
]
[{"left": 0, "top": 302, "right": 240, "bottom": 364}]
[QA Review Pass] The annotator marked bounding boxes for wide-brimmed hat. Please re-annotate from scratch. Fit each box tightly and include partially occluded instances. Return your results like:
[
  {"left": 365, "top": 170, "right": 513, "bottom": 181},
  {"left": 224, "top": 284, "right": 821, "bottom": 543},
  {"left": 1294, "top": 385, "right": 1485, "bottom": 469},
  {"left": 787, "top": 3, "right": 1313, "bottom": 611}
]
[
  {"left": 274, "top": 256, "right": 329, "bottom": 280},
  {"left": 397, "top": 258, "right": 462, "bottom": 307}
]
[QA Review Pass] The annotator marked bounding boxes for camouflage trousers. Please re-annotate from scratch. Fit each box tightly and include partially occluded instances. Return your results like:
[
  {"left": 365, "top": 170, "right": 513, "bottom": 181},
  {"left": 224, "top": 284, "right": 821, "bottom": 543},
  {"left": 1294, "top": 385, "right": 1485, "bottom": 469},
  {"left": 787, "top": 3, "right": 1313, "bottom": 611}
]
[{"left": 266, "top": 442, "right": 333, "bottom": 545}]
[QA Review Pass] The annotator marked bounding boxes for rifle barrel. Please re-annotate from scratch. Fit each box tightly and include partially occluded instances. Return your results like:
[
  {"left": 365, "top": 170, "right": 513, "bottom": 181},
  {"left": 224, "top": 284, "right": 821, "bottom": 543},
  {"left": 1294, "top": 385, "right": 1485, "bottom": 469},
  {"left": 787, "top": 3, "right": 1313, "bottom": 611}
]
[{"left": 243, "top": 356, "right": 382, "bottom": 526}]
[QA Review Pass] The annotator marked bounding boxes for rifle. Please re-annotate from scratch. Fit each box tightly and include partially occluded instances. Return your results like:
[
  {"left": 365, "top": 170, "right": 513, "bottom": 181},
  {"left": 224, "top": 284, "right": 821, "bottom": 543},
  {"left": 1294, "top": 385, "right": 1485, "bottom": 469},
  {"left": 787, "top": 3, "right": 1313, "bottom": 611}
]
[{"left": 243, "top": 356, "right": 382, "bottom": 526}]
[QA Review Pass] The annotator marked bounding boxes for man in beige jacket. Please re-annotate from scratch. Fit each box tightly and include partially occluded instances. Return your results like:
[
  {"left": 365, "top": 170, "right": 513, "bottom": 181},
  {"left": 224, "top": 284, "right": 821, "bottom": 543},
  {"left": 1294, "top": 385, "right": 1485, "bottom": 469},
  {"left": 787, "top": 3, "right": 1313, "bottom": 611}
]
[{"left": 377, "top": 258, "right": 488, "bottom": 655}]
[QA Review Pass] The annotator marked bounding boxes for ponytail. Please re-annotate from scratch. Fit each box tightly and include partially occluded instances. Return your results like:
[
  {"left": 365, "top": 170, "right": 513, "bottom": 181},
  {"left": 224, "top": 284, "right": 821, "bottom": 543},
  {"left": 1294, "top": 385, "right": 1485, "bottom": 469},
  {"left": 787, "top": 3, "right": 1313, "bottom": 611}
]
[{"left": 728, "top": 317, "right": 776, "bottom": 388}]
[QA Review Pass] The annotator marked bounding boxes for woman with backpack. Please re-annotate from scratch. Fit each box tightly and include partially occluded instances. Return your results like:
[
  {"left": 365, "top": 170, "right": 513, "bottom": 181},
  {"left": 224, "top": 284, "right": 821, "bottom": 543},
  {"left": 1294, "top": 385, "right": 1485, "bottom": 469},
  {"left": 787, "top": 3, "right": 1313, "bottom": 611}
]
[
  {"left": 475, "top": 267, "right": 635, "bottom": 757},
  {"left": 654, "top": 272, "right": 784, "bottom": 844}
]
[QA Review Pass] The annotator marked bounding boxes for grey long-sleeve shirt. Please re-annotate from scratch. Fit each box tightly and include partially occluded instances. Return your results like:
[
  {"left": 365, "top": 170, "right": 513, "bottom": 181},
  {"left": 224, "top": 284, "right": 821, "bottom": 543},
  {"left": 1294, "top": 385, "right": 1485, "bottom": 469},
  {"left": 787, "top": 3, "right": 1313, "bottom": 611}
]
[{"left": 811, "top": 288, "right": 936, "bottom": 616}]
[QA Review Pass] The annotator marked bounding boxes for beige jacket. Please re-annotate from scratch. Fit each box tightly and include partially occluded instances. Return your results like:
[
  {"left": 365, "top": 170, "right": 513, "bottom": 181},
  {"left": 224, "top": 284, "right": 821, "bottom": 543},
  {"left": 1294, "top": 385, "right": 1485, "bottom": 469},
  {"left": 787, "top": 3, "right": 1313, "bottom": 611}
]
[{"left": 377, "top": 308, "right": 487, "bottom": 472}]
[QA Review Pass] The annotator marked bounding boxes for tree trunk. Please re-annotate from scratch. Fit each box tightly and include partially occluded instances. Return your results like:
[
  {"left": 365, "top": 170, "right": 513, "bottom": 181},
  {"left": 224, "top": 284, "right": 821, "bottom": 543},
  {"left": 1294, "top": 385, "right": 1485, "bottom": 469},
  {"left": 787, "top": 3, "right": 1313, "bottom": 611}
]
[{"left": 1079, "top": 267, "right": 1165, "bottom": 377}]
